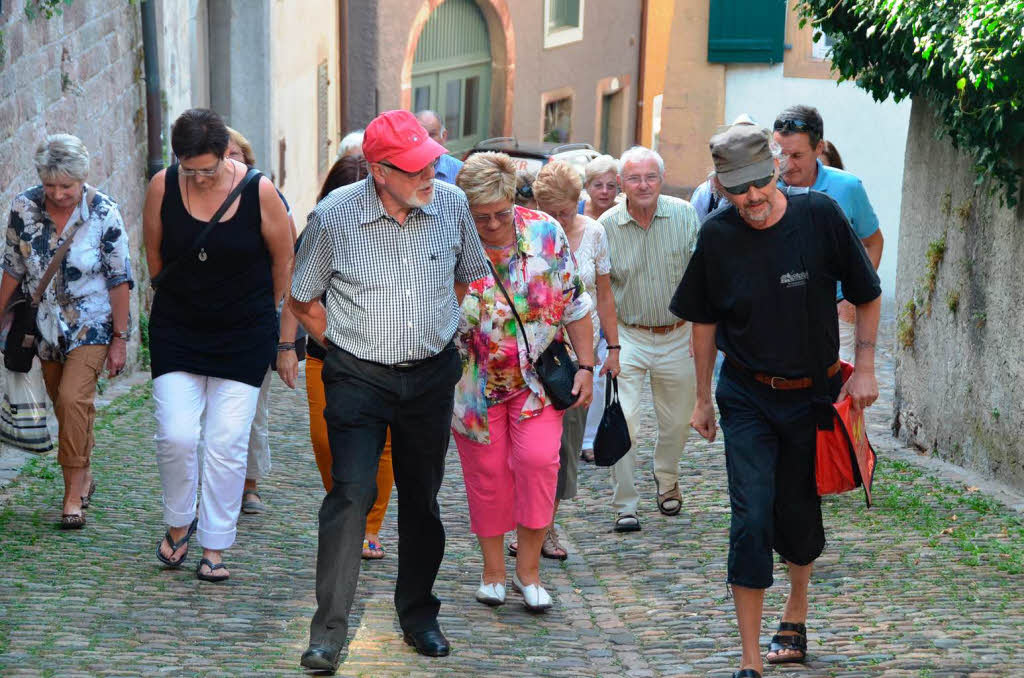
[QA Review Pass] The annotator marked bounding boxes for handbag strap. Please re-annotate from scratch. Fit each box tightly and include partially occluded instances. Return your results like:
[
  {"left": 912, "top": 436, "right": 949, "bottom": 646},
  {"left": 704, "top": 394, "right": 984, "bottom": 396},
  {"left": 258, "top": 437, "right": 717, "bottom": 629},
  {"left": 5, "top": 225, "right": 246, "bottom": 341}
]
[
  {"left": 487, "top": 259, "right": 534, "bottom": 359},
  {"left": 31, "top": 186, "right": 97, "bottom": 306},
  {"left": 604, "top": 373, "right": 619, "bottom": 408},
  {"left": 151, "top": 166, "right": 260, "bottom": 287}
]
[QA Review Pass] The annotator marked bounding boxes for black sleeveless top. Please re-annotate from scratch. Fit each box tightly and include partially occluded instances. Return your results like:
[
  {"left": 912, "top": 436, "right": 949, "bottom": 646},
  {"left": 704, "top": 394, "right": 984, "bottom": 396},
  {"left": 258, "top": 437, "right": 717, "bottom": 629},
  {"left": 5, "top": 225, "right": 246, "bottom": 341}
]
[{"left": 149, "top": 165, "right": 276, "bottom": 387}]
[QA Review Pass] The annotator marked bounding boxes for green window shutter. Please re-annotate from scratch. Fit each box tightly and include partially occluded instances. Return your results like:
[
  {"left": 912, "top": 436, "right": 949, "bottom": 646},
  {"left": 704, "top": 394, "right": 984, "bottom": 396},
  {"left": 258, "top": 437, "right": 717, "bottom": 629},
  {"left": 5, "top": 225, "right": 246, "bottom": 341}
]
[{"left": 707, "top": 0, "right": 787, "bottom": 64}]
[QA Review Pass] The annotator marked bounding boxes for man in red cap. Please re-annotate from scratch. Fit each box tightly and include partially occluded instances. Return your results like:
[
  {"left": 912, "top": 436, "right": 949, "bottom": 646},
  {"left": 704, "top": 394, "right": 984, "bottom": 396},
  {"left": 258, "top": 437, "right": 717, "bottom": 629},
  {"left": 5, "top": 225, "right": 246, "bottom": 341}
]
[{"left": 290, "top": 110, "right": 489, "bottom": 671}]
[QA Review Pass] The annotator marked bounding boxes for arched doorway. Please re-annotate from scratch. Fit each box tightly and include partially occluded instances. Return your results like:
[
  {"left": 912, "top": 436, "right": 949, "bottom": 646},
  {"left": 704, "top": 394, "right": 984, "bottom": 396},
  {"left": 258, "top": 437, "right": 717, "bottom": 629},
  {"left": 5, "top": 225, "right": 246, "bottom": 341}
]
[{"left": 410, "top": 0, "right": 492, "bottom": 155}]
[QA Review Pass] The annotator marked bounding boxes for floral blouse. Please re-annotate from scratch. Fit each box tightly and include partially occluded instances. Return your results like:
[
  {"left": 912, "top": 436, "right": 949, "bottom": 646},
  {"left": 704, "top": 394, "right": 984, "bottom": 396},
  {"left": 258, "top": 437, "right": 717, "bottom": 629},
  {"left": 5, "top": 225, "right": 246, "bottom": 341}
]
[
  {"left": 3, "top": 185, "right": 134, "bottom": 361},
  {"left": 453, "top": 206, "right": 592, "bottom": 444}
]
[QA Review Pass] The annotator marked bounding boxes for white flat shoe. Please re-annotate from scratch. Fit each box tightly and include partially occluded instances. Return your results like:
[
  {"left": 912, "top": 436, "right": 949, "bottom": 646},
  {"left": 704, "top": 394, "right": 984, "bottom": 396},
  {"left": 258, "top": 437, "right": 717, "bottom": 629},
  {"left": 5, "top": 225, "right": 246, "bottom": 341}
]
[
  {"left": 512, "top": 573, "right": 552, "bottom": 611},
  {"left": 475, "top": 578, "right": 506, "bottom": 606}
]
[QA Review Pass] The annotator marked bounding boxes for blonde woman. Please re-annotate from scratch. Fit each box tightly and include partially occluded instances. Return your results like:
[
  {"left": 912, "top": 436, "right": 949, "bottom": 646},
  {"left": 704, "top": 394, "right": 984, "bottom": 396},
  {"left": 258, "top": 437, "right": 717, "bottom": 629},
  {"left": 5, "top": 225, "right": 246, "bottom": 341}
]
[
  {"left": 453, "top": 152, "right": 594, "bottom": 611},
  {"left": 532, "top": 161, "right": 620, "bottom": 556}
]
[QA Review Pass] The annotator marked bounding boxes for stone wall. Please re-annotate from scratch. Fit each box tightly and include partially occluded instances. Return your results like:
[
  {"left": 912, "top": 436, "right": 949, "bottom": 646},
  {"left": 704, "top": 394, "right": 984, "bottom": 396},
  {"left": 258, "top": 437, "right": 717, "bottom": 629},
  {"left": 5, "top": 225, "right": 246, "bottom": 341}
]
[
  {"left": 893, "top": 98, "right": 1024, "bottom": 489},
  {"left": 0, "top": 0, "right": 148, "bottom": 367}
]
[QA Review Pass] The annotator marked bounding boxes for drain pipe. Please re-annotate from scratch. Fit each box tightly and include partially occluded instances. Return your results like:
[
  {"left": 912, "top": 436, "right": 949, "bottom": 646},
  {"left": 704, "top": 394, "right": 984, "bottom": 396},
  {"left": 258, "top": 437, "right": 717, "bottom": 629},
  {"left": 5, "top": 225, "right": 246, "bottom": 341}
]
[{"left": 140, "top": 0, "right": 164, "bottom": 178}]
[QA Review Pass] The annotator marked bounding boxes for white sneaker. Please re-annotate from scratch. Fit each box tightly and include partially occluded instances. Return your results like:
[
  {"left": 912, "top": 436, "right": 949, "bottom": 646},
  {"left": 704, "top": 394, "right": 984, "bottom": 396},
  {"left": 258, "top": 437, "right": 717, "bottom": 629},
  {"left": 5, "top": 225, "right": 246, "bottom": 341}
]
[
  {"left": 475, "top": 578, "right": 506, "bottom": 606},
  {"left": 512, "top": 573, "right": 552, "bottom": 611}
]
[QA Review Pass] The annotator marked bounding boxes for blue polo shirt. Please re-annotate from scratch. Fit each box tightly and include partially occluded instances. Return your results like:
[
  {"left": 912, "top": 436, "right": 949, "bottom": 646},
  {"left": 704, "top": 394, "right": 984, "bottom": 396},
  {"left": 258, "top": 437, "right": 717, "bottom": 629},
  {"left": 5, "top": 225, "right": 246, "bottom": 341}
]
[
  {"left": 781, "top": 159, "right": 879, "bottom": 300},
  {"left": 435, "top": 153, "right": 464, "bottom": 184}
]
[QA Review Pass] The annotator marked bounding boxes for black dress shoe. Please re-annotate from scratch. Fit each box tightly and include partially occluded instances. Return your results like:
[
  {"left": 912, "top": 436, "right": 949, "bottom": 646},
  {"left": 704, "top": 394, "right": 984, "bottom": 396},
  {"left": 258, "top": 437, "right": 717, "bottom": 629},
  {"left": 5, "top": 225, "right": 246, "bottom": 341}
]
[
  {"left": 300, "top": 645, "right": 340, "bottom": 673},
  {"left": 402, "top": 628, "right": 451, "bottom": 657}
]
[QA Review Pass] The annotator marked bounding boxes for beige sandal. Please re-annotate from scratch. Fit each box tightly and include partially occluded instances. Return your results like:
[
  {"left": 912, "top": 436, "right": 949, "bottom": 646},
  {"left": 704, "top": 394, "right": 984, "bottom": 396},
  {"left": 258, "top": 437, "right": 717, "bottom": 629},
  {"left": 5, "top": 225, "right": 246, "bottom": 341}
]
[{"left": 541, "top": 528, "right": 568, "bottom": 560}]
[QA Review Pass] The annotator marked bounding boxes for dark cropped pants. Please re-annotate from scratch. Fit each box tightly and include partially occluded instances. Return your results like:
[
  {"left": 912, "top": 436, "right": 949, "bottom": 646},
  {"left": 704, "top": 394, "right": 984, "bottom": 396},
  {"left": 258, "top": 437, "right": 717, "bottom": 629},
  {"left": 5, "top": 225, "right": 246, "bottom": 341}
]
[{"left": 716, "top": 361, "right": 840, "bottom": 589}]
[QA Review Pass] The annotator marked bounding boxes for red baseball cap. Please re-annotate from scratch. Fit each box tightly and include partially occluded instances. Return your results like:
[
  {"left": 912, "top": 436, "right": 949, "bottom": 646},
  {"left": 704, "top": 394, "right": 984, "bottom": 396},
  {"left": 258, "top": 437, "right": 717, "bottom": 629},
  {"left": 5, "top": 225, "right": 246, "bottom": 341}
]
[{"left": 362, "top": 110, "right": 448, "bottom": 172}]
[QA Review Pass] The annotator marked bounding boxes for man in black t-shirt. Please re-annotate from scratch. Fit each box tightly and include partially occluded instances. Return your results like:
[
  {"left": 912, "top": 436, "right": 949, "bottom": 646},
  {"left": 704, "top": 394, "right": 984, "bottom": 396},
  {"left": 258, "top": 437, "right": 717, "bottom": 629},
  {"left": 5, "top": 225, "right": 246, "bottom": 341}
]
[{"left": 670, "top": 123, "right": 881, "bottom": 678}]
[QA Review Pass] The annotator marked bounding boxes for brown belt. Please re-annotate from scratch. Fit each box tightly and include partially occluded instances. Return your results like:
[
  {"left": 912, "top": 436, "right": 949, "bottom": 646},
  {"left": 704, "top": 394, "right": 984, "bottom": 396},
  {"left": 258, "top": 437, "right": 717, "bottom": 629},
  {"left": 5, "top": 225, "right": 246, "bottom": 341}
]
[
  {"left": 727, "top": 357, "right": 841, "bottom": 390},
  {"left": 624, "top": 320, "right": 687, "bottom": 335}
]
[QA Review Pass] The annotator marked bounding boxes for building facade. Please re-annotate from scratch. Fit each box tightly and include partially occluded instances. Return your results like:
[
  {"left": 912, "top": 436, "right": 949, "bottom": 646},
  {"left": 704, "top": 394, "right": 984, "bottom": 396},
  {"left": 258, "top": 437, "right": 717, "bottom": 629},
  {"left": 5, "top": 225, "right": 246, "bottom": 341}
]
[{"left": 642, "top": 0, "right": 910, "bottom": 295}]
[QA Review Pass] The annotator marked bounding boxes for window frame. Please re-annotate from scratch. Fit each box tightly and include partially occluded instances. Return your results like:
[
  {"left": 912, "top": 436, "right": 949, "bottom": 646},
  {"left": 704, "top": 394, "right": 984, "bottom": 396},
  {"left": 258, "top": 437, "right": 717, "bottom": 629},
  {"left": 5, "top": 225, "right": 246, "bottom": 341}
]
[
  {"left": 540, "top": 86, "right": 575, "bottom": 143},
  {"left": 543, "top": 0, "right": 585, "bottom": 49}
]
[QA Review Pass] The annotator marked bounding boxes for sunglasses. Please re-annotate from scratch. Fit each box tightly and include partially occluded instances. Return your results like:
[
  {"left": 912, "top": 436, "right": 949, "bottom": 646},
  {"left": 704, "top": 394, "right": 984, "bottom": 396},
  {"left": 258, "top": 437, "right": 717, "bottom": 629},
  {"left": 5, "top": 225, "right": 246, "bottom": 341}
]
[
  {"left": 516, "top": 183, "right": 534, "bottom": 200},
  {"left": 722, "top": 174, "right": 774, "bottom": 195},
  {"left": 773, "top": 118, "right": 821, "bottom": 135}
]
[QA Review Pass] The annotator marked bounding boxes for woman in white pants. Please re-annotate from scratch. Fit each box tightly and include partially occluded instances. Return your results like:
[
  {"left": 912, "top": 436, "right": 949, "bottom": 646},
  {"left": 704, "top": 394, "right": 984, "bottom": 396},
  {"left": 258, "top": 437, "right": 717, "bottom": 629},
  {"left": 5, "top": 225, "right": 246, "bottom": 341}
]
[{"left": 143, "top": 109, "right": 293, "bottom": 582}]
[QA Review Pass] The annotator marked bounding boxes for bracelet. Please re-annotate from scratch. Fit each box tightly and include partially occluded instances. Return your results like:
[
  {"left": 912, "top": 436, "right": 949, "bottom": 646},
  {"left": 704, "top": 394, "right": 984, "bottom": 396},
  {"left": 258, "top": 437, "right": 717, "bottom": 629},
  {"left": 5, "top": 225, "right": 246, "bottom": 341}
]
[
  {"left": 605, "top": 344, "right": 621, "bottom": 350},
  {"left": 578, "top": 365, "right": 594, "bottom": 372},
  {"left": 112, "top": 329, "right": 128, "bottom": 339},
  {"left": 277, "top": 342, "right": 296, "bottom": 352}
]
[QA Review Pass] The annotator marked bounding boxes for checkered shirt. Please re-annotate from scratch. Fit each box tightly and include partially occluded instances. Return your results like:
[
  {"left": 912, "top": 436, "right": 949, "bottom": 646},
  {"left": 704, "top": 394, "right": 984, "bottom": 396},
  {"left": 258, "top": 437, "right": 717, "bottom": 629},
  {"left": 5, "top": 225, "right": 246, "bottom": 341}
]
[{"left": 291, "top": 177, "right": 488, "bottom": 365}]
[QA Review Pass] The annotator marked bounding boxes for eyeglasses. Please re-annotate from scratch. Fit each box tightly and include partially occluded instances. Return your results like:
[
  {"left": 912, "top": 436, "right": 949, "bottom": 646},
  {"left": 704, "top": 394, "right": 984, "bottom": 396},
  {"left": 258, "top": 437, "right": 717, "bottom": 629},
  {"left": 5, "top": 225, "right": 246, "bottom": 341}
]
[
  {"left": 179, "top": 159, "right": 221, "bottom": 177},
  {"left": 471, "top": 208, "right": 515, "bottom": 225},
  {"left": 379, "top": 160, "right": 436, "bottom": 180},
  {"left": 773, "top": 118, "right": 821, "bottom": 135},
  {"left": 722, "top": 174, "right": 774, "bottom": 195},
  {"left": 622, "top": 173, "right": 661, "bottom": 186}
]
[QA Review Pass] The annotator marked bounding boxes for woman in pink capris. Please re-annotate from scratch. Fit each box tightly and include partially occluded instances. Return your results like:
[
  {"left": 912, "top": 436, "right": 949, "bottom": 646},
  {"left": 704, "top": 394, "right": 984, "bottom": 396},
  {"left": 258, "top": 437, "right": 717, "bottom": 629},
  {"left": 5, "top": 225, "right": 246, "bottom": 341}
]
[{"left": 452, "top": 152, "right": 594, "bottom": 612}]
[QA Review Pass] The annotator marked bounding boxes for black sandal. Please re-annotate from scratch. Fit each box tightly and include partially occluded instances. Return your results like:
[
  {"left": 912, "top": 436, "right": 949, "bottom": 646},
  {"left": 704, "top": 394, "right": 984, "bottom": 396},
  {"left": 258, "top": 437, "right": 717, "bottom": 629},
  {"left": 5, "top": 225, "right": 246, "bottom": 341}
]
[
  {"left": 733, "top": 670, "right": 761, "bottom": 678},
  {"left": 196, "top": 557, "right": 230, "bottom": 582},
  {"left": 156, "top": 518, "right": 198, "bottom": 568},
  {"left": 767, "top": 621, "right": 807, "bottom": 664}
]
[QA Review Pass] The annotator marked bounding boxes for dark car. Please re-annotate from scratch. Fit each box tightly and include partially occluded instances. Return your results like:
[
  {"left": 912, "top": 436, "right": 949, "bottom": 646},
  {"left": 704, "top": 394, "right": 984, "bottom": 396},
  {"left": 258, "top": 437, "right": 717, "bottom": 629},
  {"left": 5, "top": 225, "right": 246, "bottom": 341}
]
[{"left": 464, "top": 137, "right": 600, "bottom": 179}]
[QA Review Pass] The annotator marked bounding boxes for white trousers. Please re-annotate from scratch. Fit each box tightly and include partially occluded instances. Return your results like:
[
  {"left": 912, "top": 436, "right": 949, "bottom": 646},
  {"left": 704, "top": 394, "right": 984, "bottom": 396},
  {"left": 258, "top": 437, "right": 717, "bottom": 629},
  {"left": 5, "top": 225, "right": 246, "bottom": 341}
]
[
  {"left": 838, "top": 316, "right": 856, "bottom": 364},
  {"left": 582, "top": 337, "right": 609, "bottom": 450},
  {"left": 611, "top": 323, "right": 697, "bottom": 515},
  {"left": 153, "top": 371, "right": 260, "bottom": 550},
  {"left": 245, "top": 368, "right": 273, "bottom": 481}
]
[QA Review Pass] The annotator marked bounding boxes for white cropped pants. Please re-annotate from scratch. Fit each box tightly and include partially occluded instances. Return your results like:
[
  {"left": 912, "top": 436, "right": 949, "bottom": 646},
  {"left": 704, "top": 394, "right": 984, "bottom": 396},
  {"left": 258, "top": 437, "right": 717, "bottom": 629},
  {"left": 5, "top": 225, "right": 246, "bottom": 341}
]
[{"left": 153, "top": 371, "right": 260, "bottom": 550}]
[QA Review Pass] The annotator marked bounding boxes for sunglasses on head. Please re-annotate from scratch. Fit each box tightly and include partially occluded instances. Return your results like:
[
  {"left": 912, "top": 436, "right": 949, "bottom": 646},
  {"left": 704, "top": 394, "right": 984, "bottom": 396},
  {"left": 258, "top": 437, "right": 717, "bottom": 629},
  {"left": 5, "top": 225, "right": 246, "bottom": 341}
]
[
  {"left": 722, "top": 174, "right": 774, "bottom": 195},
  {"left": 773, "top": 118, "right": 820, "bottom": 135},
  {"left": 517, "top": 183, "right": 534, "bottom": 199}
]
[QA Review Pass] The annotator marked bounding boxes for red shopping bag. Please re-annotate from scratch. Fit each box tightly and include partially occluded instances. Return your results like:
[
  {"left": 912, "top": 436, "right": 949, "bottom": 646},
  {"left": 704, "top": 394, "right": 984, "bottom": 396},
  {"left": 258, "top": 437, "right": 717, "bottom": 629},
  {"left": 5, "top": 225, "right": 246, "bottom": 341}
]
[{"left": 815, "top": 361, "right": 876, "bottom": 506}]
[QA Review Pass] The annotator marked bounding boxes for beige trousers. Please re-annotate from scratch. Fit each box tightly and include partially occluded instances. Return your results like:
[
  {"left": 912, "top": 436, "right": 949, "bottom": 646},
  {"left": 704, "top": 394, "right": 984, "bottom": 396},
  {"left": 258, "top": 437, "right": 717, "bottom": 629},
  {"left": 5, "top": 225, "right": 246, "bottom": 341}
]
[
  {"left": 610, "top": 323, "right": 697, "bottom": 515},
  {"left": 41, "top": 344, "right": 108, "bottom": 469}
]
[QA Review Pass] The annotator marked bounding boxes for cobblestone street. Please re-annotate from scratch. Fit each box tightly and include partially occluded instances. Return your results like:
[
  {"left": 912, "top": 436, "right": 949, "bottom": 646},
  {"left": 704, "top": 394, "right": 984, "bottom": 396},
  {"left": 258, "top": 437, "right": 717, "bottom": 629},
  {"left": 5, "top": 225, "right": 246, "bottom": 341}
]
[{"left": 0, "top": 325, "right": 1021, "bottom": 677}]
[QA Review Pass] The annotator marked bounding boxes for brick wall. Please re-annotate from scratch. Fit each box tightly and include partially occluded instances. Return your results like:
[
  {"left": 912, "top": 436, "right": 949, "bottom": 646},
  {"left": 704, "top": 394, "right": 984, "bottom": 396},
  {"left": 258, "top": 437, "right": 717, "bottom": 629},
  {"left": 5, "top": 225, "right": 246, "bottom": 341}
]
[{"left": 0, "top": 0, "right": 148, "bottom": 366}]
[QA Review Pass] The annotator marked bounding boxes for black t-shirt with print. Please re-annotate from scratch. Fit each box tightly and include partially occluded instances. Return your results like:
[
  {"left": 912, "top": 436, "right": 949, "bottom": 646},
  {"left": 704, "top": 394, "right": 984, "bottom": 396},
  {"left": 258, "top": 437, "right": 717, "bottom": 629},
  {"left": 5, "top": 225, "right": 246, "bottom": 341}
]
[{"left": 670, "top": 189, "right": 880, "bottom": 378}]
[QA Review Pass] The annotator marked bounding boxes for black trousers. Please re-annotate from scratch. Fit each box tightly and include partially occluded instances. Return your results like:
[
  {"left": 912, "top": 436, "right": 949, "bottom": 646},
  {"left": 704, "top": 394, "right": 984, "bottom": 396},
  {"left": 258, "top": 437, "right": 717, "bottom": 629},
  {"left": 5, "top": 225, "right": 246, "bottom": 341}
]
[
  {"left": 308, "top": 343, "right": 461, "bottom": 651},
  {"left": 716, "top": 361, "right": 841, "bottom": 589}
]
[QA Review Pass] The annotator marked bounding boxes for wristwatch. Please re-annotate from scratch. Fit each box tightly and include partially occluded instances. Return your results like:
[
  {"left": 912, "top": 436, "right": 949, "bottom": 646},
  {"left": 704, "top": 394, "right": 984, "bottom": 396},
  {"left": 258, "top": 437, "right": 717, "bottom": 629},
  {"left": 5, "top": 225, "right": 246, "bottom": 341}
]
[
  {"left": 578, "top": 365, "right": 595, "bottom": 372},
  {"left": 111, "top": 329, "right": 128, "bottom": 340}
]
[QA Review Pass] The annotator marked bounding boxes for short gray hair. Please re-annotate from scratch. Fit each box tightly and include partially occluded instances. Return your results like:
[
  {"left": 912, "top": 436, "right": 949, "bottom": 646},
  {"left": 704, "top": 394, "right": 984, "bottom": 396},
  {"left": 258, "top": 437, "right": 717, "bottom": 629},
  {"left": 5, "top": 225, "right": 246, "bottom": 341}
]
[
  {"left": 618, "top": 146, "right": 665, "bottom": 178},
  {"left": 415, "top": 109, "right": 445, "bottom": 134},
  {"left": 35, "top": 134, "right": 90, "bottom": 182},
  {"left": 338, "top": 129, "right": 364, "bottom": 159},
  {"left": 584, "top": 155, "right": 619, "bottom": 185}
]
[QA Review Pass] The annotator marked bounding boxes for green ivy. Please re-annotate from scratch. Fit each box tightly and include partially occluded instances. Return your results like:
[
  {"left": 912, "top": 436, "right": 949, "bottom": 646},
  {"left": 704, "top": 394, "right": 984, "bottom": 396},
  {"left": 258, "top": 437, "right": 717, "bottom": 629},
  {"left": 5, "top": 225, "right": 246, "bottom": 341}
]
[
  {"left": 24, "top": 0, "right": 75, "bottom": 20},
  {"left": 798, "top": 0, "right": 1024, "bottom": 206}
]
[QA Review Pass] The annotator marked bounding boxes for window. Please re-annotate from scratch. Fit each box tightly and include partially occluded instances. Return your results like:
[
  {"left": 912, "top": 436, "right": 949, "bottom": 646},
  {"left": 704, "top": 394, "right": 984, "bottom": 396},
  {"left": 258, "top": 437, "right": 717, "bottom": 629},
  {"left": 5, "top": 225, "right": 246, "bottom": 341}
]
[
  {"left": 811, "top": 31, "right": 834, "bottom": 61},
  {"left": 543, "top": 97, "right": 572, "bottom": 143},
  {"left": 544, "top": 0, "right": 585, "bottom": 49},
  {"left": 707, "top": 0, "right": 786, "bottom": 63}
]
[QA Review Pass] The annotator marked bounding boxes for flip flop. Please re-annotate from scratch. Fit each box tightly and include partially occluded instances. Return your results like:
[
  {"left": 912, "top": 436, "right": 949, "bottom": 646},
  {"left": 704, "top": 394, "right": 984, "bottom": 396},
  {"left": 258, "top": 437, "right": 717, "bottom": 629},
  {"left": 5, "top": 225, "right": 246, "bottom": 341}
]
[
  {"left": 196, "top": 557, "right": 230, "bottom": 583},
  {"left": 81, "top": 478, "right": 97, "bottom": 509},
  {"left": 156, "top": 517, "right": 198, "bottom": 568},
  {"left": 361, "top": 539, "right": 386, "bottom": 560}
]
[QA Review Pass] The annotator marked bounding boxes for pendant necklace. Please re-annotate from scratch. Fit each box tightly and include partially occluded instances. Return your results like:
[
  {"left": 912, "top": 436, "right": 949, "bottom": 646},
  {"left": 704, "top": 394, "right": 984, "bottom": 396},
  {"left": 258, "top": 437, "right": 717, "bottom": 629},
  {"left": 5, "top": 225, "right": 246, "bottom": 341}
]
[{"left": 186, "top": 162, "right": 236, "bottom": 263}]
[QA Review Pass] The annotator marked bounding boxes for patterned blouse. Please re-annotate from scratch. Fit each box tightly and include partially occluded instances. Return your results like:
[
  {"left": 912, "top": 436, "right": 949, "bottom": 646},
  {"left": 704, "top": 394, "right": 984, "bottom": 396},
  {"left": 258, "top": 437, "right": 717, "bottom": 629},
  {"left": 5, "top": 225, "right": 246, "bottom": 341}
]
[
  {"left": 453, "top": 206, "right": 592, "bottom": 444},
  {"left": 3, "top": 185, "right": 134, "bottom": 361},
  {"left": 570, "top": 216, "right": 611, "bottom": 348}
]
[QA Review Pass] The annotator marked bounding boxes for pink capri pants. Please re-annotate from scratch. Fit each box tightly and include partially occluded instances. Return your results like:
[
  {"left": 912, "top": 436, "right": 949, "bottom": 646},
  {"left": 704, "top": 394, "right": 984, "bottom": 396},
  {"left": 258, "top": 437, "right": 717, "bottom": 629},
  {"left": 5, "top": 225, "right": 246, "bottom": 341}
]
[{"left": 454, "top": 389, "right": 564, "bottom": 537}]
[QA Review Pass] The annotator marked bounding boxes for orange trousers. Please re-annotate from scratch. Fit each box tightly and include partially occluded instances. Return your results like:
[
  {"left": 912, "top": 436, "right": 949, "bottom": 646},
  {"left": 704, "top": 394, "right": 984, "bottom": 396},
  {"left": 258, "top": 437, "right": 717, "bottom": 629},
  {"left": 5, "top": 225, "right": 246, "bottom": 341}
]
[{"left": 305, "top": 356, "right": 393, "bottom": 535}]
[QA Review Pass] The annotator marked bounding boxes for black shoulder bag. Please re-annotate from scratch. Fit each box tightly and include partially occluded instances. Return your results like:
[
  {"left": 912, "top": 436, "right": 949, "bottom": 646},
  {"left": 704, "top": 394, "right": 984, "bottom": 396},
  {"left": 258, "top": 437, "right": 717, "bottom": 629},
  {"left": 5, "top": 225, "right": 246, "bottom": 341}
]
[
  {"left": 488, "top": 260, "right": 579, "bottom": 410},
  {"left": 3, "top": 189, "right": 95, "bottom": 373},
  {"left": 593, "top": 373, "right": 631, "bottom": 466},
  {"left": 150, "top": 167, "right": 260, "bottom": 288}
]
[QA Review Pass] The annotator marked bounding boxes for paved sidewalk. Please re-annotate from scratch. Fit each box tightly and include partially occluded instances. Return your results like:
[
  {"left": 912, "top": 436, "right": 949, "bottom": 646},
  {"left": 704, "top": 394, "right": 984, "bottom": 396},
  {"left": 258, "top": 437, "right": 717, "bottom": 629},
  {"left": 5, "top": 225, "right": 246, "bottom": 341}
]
[{"left": 0, "top": 329, "right": 1021, "bottom": 676}]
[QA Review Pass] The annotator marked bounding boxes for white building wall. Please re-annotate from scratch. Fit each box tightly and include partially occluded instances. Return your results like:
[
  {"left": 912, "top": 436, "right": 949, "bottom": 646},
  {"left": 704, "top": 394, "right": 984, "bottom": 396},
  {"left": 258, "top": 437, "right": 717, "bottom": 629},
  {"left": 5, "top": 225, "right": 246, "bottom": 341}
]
[
  {"left": 724, "top": 64, "right": 911, "bottom": 297},
  {"left": 155, "top": 0, "right": 209, "bottom": 151}
]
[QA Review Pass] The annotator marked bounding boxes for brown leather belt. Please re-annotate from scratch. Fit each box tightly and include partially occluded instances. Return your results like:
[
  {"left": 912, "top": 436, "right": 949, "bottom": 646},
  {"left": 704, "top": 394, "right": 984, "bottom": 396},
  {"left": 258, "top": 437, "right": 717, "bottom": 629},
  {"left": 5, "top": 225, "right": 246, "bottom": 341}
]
[
  {"left": 624, "top": 320, "right": 687, "bottom": 335},
  {"left": 726, "top": 356, "right": 841, "bottom": 390}
]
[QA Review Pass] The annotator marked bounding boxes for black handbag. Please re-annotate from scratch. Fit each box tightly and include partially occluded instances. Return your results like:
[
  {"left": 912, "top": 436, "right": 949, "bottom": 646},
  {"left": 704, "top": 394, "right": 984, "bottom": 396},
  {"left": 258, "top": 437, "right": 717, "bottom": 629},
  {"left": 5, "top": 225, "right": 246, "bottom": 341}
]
[
  {"left": 3, "top": 191, "right": 93, "bottom": 373},
  {"left": 593, "top": 374, "right": 631, "bottom": 467},
  {"left": 488, "top": 260, "right": 579, "bottom": 410}
]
